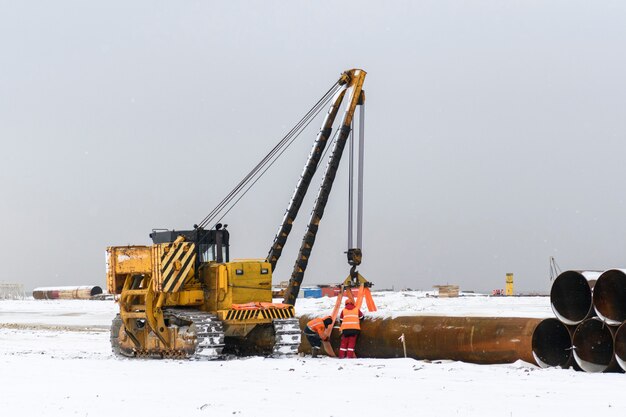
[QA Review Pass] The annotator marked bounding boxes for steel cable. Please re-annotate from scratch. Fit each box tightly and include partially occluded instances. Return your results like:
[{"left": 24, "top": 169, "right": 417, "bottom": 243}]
[
  {"left": 198, "top": 81, "right": 342, "bottom": 229},
  {"left": 214, "top": 90, "right": 341, "bottom": 225}
]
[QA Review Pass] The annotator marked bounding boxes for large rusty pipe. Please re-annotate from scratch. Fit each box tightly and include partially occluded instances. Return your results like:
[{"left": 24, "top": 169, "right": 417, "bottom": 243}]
[
  {"left": 572, "top": 317, "right": 622, "bottom": 373},
  {"left": 550, "top": 270, "right": 599, "bottom": 325},
  {"left": 300, "top": 315, "right": 546, "bottom": 365},
  {"left": 613, "top": 322, "right": 626, "bottom": 372},
  {"left": 592, "top": 269, "right": 626, "bottom": 326},
  {"left": 531, "top": 318, "right": 573, "bottom": 368}
]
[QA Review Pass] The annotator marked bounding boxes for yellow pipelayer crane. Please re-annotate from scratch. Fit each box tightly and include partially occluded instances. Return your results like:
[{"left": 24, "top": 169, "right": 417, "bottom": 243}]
[{"left": 106, "top": 69, "right": 367, "bottom": 358}]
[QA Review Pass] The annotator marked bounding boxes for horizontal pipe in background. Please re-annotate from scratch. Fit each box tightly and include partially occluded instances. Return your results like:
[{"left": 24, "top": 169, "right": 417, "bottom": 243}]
[
  {"left": 593, "top": 269, "right": 626, "bottom": 326},
  {"left": 550, "top": 270, "right": 600, "bottom": 325},
  {"left": 32, "top": 286, "right": 103, "bottom": 300},
  {"left": 300, "top": 315, "right": 544, "bottom": 365},
  {"left": 572, "top": 317, "right": 622, "bottom": 373}
]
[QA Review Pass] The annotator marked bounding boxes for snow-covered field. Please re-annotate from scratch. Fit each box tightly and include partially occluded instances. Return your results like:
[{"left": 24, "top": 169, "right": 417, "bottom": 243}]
[
  {"left": 1, "top": 293, "right": 624, "bottom": 416},
  {"left": 296, "top": 290, "right": 554, "bottom": 318}
]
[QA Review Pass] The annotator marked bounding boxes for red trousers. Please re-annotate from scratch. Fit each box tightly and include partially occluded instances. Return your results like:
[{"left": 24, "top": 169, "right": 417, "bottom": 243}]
[{"left": 339, "top": 334, "right": 358, "bottom": 359}]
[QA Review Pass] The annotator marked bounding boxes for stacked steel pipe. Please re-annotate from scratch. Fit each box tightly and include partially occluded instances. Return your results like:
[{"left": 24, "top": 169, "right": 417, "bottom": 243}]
[
  {"left": 295, "top": 272, "right": 626, "bottom": 370},
  {"left": 547, "top": 269, "right": 626, "bottom": 373}
]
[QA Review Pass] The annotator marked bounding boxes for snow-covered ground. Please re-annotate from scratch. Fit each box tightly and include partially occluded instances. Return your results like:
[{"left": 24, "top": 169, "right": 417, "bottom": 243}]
[
  {"left": 296, "top": 291, "right": 554, "bottom": 318},
  {"left": 1, "top": 294, "right": 624, "bottom": 417}
]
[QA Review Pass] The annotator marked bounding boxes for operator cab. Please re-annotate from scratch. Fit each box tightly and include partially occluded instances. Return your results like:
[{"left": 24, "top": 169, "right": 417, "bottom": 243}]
[{"left": 149, "top": 225, "right": 230, "bottom": 263}]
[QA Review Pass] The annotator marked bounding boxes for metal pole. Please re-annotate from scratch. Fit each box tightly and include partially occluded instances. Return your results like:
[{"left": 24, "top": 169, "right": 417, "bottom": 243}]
[
  {"left": 348, "top": 120, "right": 354, "bottom": 249},
  {"left": 356, "top": 102, "right": 365, "bottom": 249}
]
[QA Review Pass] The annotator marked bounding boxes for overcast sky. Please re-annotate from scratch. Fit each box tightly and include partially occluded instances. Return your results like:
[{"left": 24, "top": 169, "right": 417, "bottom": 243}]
[{"left": 1, "top": 1, "right": 626, "bottom": 293}]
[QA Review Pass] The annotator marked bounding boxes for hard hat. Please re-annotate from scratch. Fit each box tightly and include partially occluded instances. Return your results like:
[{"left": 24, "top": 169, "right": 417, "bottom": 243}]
[{"left": 345, "top": 299, "right": 354, "bottom": 306}]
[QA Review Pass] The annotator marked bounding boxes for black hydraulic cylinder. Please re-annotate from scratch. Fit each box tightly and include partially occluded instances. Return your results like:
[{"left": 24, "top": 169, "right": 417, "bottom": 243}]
[
  {"left": 266, "top": 89, "right": 347, "bottom": 272},
  {"left": 283, "top": 125, "right": 353, "bottom": 304},
  {"left": 283, "top": 69, "right": 367, "bottom": 305}
]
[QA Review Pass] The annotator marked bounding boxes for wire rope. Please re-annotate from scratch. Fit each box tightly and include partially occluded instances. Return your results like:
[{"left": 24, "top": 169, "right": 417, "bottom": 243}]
[{"left": 198, "top": 81, "right": 342, "bottom": 229}]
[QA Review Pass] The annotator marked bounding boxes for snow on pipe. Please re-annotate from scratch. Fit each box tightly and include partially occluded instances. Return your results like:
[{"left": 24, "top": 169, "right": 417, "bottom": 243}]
[
  {"left": 32, "top": 286, "right": 103, "bottom": 300},
  {"left": 300, "top": 315, "right": 549, "bottom": 365},
  {"left": 592, "top": 269, "right": 626, "bottom": 326},
  {"left": 572, "top": 317, "right": 622, "bottom": 373},
  {"left": 614, "top": 322, "right": 626, "bottom": 372},
  {"left": 550, "top": 270, "right": 600, "bottom": 325}
]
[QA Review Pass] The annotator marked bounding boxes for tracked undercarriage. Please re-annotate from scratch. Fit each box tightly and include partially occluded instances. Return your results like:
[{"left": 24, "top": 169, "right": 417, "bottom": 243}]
[{"left": 110, "top": 310, "right": 301, "bottom": 359}]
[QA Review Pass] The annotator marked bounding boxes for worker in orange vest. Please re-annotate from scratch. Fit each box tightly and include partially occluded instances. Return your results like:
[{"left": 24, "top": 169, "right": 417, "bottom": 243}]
[
  {"left": 338, "top": 299, "right": 364, "bottom": 359},
  {"left": 304, "top": 315, "right": 333, "bottom": 357}
]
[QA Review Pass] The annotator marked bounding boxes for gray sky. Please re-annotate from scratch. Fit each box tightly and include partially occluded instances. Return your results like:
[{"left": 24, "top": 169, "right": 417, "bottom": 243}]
[{"left": 2, "top": 1, "right": 626, "bottom": 293}]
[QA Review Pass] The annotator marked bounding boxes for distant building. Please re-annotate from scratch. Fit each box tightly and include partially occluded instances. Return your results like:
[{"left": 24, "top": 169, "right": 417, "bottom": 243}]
[{"left": 433, "top": 284, "right": 460, "bottom": 298}]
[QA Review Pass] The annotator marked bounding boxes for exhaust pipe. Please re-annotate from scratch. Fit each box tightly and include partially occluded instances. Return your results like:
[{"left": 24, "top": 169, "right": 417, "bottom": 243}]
[
  {"left": 614, "top": 322, "right": 626, "bottom": 372},
  {"left": 531, "top": 318, "right": 572, "bottom": 368},
  {"left": 572, "top": 317, "right": 621, "bottom": 373},
  {"left": 592, "top": 269, "right": 626, "bottom": 326},
  {"left": 300, "top": 315, "right": 544, "bottom": 365},
  {"left": 550, "top": 271, "right": 599, "bottom": 325}
]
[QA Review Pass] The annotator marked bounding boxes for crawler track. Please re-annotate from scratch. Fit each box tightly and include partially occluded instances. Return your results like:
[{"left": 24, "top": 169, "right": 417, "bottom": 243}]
[
  {"left": 110, "top": 312, "right": 301, "bottom": 359},
  {"left": 165, "top": 309, "right": 225, "bottom": 359},
  {"left": 272, "top": 318, "right": 301, "bottom": 356}
]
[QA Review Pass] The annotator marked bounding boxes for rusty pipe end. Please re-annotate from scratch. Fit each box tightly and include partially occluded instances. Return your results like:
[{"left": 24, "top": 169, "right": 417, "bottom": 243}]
[
  {"left": 593, "top": 269, "right": 626, "bottom": 326},
  {"left": 614, "top": 322, "right": 626, "bottom": 372},
  {"left": 572, "top": 317, "right": 619, "bottom": 373},
  {"left": 550, "top": 271, "right": 596, "bottom": 325},
  {"left": 532, "top": 318, "right": 572, "bottom": 368}
]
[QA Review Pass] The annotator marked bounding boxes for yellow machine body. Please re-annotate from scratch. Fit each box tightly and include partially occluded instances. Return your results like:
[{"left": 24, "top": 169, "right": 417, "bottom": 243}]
[{"left": 106, "top": 240, "right": 294, "bottom": 357}]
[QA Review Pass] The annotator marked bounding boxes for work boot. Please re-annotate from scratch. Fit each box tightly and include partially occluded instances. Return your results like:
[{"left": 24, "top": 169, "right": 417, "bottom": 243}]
[{"left": 311, "top": 347, "right": 319, "bottom": 358}]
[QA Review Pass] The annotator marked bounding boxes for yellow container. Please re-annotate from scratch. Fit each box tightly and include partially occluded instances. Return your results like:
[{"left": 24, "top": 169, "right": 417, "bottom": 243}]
[{"left": 505, "top": 273, "right": 514, "bottom": 296}]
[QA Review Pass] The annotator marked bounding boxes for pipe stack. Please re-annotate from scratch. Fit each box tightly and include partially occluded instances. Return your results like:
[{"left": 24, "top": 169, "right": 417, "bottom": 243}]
[
  {"left": 294, "top": 274, "right": 626, "bottom": 370},
  {"left": 549, "top": 269, "right": 626, "bottom": 373}
]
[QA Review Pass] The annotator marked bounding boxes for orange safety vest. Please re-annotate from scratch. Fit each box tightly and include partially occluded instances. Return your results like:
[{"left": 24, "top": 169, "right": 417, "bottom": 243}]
[
  {"left": 307, "top": 316, "right": 329, "bottom": 337},
  {"left": 340, "top": 308, "right": 361, "bottom": 332}
]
